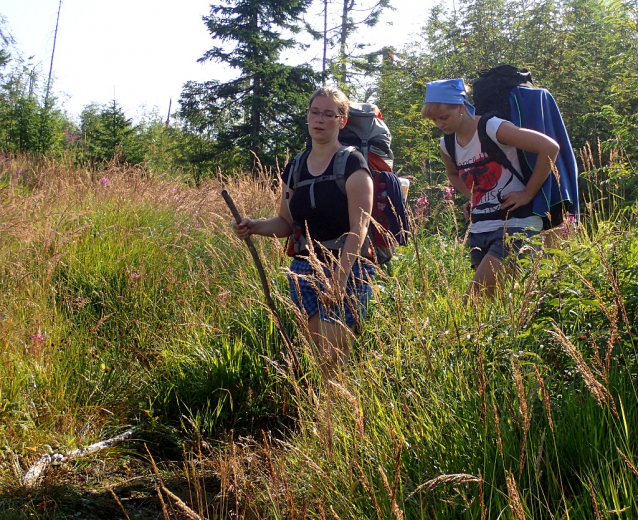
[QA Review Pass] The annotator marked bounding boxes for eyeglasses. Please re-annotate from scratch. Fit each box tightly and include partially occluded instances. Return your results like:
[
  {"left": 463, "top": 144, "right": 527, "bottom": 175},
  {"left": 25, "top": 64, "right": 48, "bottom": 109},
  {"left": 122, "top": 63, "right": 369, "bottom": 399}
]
[{"left": 306, "top": 107, "right": 343, "bottom": 120}]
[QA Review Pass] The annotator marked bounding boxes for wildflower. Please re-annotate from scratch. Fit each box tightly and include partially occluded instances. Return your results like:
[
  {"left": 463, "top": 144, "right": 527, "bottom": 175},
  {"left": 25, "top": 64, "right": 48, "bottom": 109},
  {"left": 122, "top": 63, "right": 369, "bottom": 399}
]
[
  {"left": 31, "top": 333, "right": 45, "bottom": 344},
  {"left": 100, "top": 177, "right": 110, "bottom": 187},
  {"left": 565, "top": 215, "right": 579, "bottom": 229},
  {"left": 560, "top": 214, "right": 580, "bottom": 238},
  {"left": 129, "top": 271, "right": 141, "bottom": 280},
  {"left": 183, "top": 225, "right": 191, "bottom": 232},
  {"left": 416, "top": 194, "right": 430, "bottom": 220},
  {"left": 193, "top": 220, "right": 201, "bottom": 228},
  {"left": 443, "top": 186, "right": 455, "bottom": 199},
  {"left": 170, "top": 187, "right": 177, "bottom": 194}
]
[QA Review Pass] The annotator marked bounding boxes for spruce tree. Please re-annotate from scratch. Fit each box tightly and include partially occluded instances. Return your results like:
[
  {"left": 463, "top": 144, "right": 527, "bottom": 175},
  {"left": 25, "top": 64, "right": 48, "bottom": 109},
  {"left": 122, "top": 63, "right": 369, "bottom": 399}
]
[
  {"left": 333, "top": 0, "right": 392, "bottom": 90},
  {"left": 80, "top": 101, "right": 142, "bottom": 165},
  {"left": 178, "top": 0, "right": 320, "bottom": 173},
  {"left": 0, "top": 15, "right": 13, "bottom": 69}
]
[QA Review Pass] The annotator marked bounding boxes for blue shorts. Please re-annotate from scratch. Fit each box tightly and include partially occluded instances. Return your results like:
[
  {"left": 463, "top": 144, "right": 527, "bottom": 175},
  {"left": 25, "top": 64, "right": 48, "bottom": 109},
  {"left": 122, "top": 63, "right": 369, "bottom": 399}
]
[
  {"left": 287, "top": 258, "right": 375, "bottom": 333},
  {"left": 469, "top": 227, "right": 540, "bottom": 267}
]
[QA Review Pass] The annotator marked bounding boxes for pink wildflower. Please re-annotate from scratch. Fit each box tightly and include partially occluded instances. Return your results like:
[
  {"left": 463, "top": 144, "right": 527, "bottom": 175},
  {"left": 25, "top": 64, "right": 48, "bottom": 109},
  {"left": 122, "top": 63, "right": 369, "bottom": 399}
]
[
  {"left": 561, "top": 215, "right": 580, "bottom": 231},
  {"left": 416, "top": 194, "right": 430, "bottom": 220},
  {"left": 559, "top": 214, "right": 580, "bottom": 238},
  {"left": 193, "top": 220, "right": 201, "bottom": 228},
  {"left": 100, "top": 177, "right": 110, "bottom": 187},
  {"left": 443, "top": 186, "right": 455, "bottom": 199},
  {"left": 31, "top": 333, "right": 45, "bottom": 344}
]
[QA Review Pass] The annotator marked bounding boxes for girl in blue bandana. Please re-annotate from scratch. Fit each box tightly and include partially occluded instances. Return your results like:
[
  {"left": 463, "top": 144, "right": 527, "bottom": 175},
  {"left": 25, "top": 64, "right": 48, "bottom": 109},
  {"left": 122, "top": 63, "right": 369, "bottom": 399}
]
[{"left": 422, "top": 79, "right": 559, "bottom": 300}]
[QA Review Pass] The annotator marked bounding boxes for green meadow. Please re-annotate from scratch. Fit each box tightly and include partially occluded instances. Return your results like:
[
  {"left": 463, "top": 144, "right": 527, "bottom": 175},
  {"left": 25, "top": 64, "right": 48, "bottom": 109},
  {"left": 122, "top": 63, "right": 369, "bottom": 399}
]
[{"left": 0, "top": 151, "right": 637, "bottom": 519}]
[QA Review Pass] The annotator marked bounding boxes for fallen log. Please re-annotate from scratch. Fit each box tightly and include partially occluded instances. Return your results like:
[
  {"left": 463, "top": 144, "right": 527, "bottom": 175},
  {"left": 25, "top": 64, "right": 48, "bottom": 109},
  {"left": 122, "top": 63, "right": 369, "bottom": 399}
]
[{"left": 22, "top": 427, "right": 139, "bottom": 490}]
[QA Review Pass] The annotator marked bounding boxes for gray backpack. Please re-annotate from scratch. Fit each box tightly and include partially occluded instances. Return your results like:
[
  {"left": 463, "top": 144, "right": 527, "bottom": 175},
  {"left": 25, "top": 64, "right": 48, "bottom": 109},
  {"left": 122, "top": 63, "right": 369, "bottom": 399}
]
[{"left": 338, "top": 102, "right": 394, "bottom": 171}]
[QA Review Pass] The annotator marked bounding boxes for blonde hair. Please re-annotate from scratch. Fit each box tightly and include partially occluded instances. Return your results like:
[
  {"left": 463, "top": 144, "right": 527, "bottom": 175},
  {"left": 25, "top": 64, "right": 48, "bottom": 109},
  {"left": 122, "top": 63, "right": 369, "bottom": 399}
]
[
  {"left": 309, "top": 86, "right": 350, "bottom": 117},
  {"left": 421, "top": 102, "right": 463, "bottom": 120}
]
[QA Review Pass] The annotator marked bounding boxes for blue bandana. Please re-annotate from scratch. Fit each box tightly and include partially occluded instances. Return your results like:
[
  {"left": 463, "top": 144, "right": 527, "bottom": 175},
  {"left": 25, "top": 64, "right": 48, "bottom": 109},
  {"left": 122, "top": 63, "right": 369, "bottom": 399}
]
[{"left": 424, "top": 78, "right": 475, "bottom": 117}]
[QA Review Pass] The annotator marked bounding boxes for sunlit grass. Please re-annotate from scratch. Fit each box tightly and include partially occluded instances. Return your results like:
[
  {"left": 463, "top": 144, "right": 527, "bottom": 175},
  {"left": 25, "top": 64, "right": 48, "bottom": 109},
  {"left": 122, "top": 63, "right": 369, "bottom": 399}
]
[{"left": 1, "top": 150, "right": 637, "bottom": 519}]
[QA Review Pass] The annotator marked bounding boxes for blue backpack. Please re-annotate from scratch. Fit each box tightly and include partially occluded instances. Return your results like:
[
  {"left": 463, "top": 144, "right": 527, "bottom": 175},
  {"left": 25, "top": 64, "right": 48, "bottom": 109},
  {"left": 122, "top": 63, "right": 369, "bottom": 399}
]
[{"left": 444, "top": 65, "right": 579, "bottom": 229}]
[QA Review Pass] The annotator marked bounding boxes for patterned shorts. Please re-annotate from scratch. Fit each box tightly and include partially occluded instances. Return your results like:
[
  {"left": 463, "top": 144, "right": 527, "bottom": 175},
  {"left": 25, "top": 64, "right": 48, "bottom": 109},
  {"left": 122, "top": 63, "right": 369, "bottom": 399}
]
[{"left": 287, "top": 258, "right": 375, "bottom": 332}]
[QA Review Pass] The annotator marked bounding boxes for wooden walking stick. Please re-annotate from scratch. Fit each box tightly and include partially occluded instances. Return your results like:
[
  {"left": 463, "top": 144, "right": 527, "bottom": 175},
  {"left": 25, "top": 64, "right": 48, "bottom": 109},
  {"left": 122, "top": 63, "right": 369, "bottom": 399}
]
[{"left": 221, "top": 190, "right": 301, "bottom": 376}]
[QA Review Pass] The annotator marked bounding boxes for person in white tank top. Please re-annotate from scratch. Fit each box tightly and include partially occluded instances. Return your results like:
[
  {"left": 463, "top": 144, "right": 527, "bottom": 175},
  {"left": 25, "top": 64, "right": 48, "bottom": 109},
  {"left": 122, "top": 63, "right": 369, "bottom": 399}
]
[{"left": 422, "top": 78, "right": 559, "bottom": 301}]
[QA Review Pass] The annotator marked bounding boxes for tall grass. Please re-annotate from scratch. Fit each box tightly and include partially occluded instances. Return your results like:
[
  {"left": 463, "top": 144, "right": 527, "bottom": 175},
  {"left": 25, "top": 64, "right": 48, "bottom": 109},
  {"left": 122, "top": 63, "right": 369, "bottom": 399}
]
[
  {"left": 204, "top": 230, "right": 637, "bottom": 519},
  {"left": 0, "top": 146, "right": 637, "bottom": 519},
  {"left": 0, "top": 155, "right": 293, "bottom": 491}
]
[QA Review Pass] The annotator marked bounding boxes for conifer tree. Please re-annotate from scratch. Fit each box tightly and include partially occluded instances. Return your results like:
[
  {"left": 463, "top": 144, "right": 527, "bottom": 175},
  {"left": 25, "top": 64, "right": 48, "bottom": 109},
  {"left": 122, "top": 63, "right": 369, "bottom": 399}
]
[
  {"left": 0, "top": 63, "right": 69, "bottom": 154},
  {"left": 0, "top": 15, "right": 13, "bottom": 69},
  {"left": 178, "top": 0, "right": 320, "bottom": 173},
  {"left": 80, "top": 101, "right": 142, "bottom": 165},
  {"left": 334, "top": 0, "right": 392, "bottom": 89}
]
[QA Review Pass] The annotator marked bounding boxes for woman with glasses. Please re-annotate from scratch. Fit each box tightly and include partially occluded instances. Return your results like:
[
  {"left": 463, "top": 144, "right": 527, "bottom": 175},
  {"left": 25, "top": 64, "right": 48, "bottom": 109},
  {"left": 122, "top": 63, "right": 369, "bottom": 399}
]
[{"left": 232, "top": 86, "right": 374, "bottom": 379}]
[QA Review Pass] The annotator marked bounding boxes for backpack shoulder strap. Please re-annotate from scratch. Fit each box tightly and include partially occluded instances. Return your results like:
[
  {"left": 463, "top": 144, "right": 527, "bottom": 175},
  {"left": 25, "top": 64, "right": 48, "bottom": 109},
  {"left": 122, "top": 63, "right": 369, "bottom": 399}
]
[
  {"left": 287, "top": 149, "right": 310, "bottom": 192},
  {"left": 285, "top": 149, "right": 309, "bottom": 223},
  {"left": 477, "top": 113, "right": 528, "bottom": 184},
  {"left": 332, "top": 145, "right": 354, "bottom": 194},
  {"left": 443, "top": 133, "right": 457, "bottom": 167}
]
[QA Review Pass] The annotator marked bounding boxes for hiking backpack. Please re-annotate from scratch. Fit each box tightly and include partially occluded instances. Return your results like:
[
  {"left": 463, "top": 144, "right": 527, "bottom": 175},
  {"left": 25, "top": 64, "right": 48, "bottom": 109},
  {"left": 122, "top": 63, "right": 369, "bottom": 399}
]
[
  {"left": 286, "top": 103, "right": 409, "bottom": 265},
  {"left": 443, "top": 65, "right": 579, "bottom": 229}
]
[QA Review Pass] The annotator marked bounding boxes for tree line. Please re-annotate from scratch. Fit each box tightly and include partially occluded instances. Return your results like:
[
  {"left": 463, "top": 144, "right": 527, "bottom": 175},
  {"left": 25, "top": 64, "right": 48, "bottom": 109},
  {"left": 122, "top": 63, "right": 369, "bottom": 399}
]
[{"left": 0, "top": 0, "right": 636, "bottom": 184}]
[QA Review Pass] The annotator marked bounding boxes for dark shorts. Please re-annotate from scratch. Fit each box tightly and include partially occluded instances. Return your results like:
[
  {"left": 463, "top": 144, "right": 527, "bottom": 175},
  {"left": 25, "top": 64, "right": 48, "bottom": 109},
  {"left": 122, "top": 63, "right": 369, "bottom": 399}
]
[
  {"left": 469, "top": 227, "right": 540, "bottom": 267},
  {"left": 287, "top": 258, "right": 375, "bottom": 332}
]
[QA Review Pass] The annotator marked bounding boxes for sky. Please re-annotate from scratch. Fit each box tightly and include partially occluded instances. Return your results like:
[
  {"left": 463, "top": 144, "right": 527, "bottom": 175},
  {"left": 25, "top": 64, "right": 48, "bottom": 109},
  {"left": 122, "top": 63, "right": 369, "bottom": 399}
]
[{"left": 2, "top": 0, "right": 430, "bottom": 122}]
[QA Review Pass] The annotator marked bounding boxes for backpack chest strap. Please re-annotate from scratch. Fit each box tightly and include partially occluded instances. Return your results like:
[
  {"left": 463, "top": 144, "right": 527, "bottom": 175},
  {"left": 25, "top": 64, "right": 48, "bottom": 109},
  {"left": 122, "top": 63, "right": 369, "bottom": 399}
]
[
  {"left": 291, "top": 145, "right": 353, "bottom": 209},
  {"left": 294, "top": 174, "right": 340, "bottom": 209}
]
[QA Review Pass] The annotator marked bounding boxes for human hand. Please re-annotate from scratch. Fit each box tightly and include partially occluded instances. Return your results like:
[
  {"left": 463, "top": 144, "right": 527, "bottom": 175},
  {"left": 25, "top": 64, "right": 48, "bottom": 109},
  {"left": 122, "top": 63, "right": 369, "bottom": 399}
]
[
  {"left": 500, "top": 190, "right": 533, "bottom": 211},
  {"left": 232, "top": 218, "right": 254, "bottom": 240}
]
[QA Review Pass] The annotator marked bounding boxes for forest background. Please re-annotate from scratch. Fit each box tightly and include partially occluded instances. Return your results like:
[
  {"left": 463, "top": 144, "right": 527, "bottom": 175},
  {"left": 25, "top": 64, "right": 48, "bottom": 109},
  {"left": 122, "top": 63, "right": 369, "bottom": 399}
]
[
  {"left": 1, "top": 0, "right": 638, "bottom": 518},
  {"left": 1, "top": 0, "right": 637, "bottom": 185}
]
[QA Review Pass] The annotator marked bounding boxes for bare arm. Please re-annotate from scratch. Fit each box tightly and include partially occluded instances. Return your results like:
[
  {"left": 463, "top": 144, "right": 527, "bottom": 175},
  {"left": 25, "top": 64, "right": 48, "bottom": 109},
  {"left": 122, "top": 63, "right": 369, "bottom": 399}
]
[
  {"left": 442, "top": 148, "right": 472, "bottom": 220},
  {"left": 336, "top": 168, "right": 373, "bottom": 294},
  {"left": 441, "top": 149, "right": 472, "bottom": 200},
  {"left": 232, "top": 185, "right": 294, "bottom": 240},
  {"left": 496, "top": 122, "right": 559, "bottom": 211}
]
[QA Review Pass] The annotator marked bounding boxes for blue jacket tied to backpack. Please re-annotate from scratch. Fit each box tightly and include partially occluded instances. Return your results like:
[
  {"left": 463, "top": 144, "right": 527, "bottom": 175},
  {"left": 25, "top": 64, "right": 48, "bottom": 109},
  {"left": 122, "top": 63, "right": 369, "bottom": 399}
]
[{"left": 509, "top": 87, "right": 580, "bottom": 225}]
